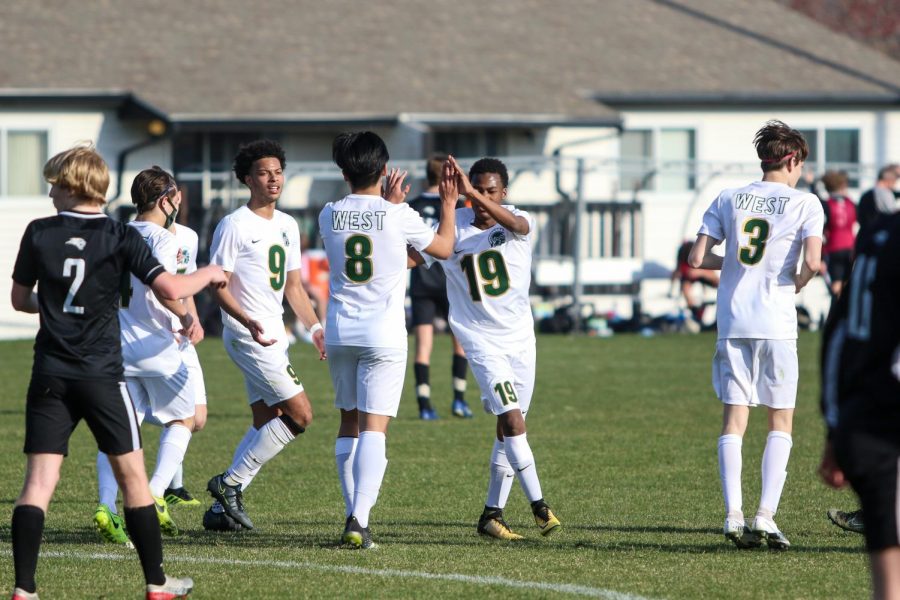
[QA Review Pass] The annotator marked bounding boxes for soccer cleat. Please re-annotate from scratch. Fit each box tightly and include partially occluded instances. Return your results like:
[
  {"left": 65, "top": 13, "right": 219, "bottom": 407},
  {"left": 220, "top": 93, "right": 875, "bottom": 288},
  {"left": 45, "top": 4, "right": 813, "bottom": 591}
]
[
  {"left": 531, "top": 500, "right": 561, "bottom": 536},
  {"left": 451, "top": 399, "right": 473, "bottom": 418},
  {"left": 145, "top": 575, "right": 193, "bottom": 600},
  {"left": 93, "top": 504, "right": 133, "bottom": 548},
  {"left": 207, "top": 474, "right": 254, "bottom": 530},
  {"left": 153, "top": 496, "right": 180, "bottom": 537},
  {"left": 419, "top": 407, "right": 439, "bottom": 420},
  {"left": 724, "top": 518, "right": 762, "bottom": 549},
  {"left": 342, "top": 516, "right": 376, "bottom": 549},
  {"left": 202, "top": 506, "right": 243, "bottom": 532},
  {"left": 827, "top": 508, "right": 865, "bottom": 534},
  {"left": 11, "top": 588, "right": 39, "bottom": 600},
  {"left": 164, "top": 487, "right": 201, "bottom": 507},
  {"left": 477, "top": 510, "right": 524, "bottom": 540},
  {"left": 751, "top": 516, "right": 790, "bottom": 550}
]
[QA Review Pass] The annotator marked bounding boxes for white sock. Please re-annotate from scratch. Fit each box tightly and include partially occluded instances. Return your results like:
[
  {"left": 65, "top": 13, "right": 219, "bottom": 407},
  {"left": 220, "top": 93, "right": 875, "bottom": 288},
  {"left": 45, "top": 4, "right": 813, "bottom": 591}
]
[
  {"left": 335, "top": 436, "right": 358, "bottom": 518},
  {"left": 149, "top": 424, "right": 192, "bottom": 498},
  {"left": 504, "top": 433, "right": 543, "bottom": 503},
  {"left": 485, "top": 439, "right": 515, "bottom": 509},
  {"left": 759, "top": 431, "right": 792, "bottom": 517},
  {"left": 97, "top": 452, "right": 119, "bottom": 513},
  {"left": 225, "top": 418, "right": 294, "bottom": 487},
  {"left": 211, "top": 426, "right": 258, "bottom": 512},
  {"left": 352, "top": 431, "right": 388, "bottom": 529},
  {"left": 718, "top": 434, "right": 743, "bottom": 521},
  {"left": 170, "top": 464, "right": 184, "bottom": 490}
]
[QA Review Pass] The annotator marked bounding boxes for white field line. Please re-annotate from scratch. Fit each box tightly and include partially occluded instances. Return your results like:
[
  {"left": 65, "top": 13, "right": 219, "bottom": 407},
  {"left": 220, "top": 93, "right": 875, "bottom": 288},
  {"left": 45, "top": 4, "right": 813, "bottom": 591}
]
[{"left": 7, "top": 549, "right": 658, "bottom": 600}]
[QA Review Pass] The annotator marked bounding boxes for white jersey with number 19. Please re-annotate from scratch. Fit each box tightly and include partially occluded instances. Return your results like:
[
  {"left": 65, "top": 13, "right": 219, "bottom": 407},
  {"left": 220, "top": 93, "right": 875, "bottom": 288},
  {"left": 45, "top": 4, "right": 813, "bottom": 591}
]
[
  {"left": 426, "top": 206, "right": 536, "bottom": 356},
  {"left": 699, "top": 180, "right": 824, "bottom": 340},
  {"left": 319, "top": 194, "right": 435, "bottom": 349}
]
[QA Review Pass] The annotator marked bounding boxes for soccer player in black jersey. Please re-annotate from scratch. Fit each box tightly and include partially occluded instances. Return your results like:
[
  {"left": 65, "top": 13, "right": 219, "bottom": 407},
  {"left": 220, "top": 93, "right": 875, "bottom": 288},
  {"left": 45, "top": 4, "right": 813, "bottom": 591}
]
[
  {"left": 9, "top": 145, "right": 226, "bottom": 600},
  {"left": 407, "top": 153, "right": 472, "bottom": 419},
  {"left": 820, "top": 213, "right": 900, "bottom": 600}
]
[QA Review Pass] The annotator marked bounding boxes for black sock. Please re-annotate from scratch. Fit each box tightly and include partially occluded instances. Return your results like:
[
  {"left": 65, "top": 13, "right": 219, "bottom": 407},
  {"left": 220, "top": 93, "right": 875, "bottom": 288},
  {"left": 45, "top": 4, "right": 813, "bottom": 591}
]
[
  {"left": 12, "top": 505, "right": 44, "bottom": 593},
  {"left": 452, "top": 354, "right": 468, "bottom": 402},
  {"left": 414, "top": 362, "right": 431, "bottom": 409},
  {"left": 124, "top": 505, "right": 166, "bottom": 586}
]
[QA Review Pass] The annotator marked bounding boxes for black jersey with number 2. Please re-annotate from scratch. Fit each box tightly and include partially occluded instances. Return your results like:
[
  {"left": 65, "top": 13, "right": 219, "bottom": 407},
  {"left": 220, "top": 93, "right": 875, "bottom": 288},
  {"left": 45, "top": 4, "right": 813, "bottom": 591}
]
[{"left": 12, "top": 211, "right": 164, "bottom": 380}]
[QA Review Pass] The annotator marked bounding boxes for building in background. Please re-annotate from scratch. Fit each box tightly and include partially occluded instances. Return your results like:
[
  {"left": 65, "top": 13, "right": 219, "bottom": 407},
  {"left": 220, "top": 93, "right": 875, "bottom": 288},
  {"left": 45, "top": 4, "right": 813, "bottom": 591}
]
[{"left": 2, "top": 0, "right": 900, "bottom": 336}]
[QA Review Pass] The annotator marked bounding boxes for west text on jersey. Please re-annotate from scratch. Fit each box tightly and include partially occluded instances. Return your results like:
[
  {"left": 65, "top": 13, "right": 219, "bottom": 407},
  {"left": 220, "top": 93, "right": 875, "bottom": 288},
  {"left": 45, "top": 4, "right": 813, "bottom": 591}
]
[
  {"left": 734, "top": 193, "right": 790, "bottom": 215},
  {"left": 331, "top": 210, "right": 386, "bottom": 231}
]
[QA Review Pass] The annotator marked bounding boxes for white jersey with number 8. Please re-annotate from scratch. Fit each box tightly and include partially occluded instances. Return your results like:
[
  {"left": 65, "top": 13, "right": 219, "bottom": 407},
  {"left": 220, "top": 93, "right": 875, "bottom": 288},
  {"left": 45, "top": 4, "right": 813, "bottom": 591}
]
[
  {"left": 319, "top": 194, "right": 435, "bottom": 349},
  {"left": 698, "top": 180, "right": 824, "bottom": 340}
]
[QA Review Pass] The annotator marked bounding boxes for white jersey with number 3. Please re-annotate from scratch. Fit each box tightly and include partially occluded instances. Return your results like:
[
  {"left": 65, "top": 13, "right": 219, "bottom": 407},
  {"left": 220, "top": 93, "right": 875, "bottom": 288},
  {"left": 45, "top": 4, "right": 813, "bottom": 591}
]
[
  {"left": 427, "top": 206, "right": 536, "bottom": 356},
  {"left": 119, "top": 220, "right": 182, "bottom": 377},
  {"left": 319, "top": 194, "right": 435, "bottom": 349},
  {"left": 698, "top": 180, "right": 824, "bottom": 340},
  {"left": 210, "top": 205, "right": 301, "bottom": 334}
]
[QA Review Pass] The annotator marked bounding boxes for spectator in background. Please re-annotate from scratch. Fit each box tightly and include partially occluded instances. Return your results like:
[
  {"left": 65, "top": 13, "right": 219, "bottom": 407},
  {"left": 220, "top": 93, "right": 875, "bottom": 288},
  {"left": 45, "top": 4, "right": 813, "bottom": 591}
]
[
  {"left": 820, "top": 171, "right": 857, "bottom": 299},
  {"left": 408, "top": 154, "right": 472, "bottom": 420},
  {"left": 670, "top": 240, "right": 719, "bottom": 327},
  {"left": 857, "top": 164, "right": 900, "bottom": 237}
]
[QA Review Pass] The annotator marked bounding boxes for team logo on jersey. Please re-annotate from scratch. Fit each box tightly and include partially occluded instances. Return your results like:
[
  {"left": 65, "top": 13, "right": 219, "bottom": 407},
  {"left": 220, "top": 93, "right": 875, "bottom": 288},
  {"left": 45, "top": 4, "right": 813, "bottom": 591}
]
[
  {"left": 282, "top": 230, "right": 291, "bottom": 246},
  {"left": 489, "top": 229, "right": 506, "bottom": 247},
  {"left": 65, "top": 237, "right": 87, "bottom": 250},
  {"left": 177, "top": 246, "right": 190, "bottom": 266}
]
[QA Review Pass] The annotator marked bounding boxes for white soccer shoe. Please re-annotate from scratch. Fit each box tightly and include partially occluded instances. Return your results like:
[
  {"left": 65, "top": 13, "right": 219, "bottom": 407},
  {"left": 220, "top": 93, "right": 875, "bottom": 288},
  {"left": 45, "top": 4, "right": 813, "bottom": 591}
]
[
  {"left": 751, "top": 516, "right": 790, "bottom": 550},
  {"left": 724, "top": 518, "right": 762, "bottom": 549}
]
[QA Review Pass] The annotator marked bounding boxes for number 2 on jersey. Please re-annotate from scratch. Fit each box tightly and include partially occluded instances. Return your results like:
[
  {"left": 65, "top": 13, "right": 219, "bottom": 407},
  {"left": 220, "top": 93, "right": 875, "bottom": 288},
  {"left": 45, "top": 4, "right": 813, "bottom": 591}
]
[
  {"left": 460, "top": 250, "right": 510, "bottom": 302},
  {"left": 345, "top": 234, "right": 373, "bottom": 283},
  {"left": 738, "top": 218, "right": 770, "bottom": 265},
  {"left": 62, "top": 258, "right": 85, "bottom": 314}
]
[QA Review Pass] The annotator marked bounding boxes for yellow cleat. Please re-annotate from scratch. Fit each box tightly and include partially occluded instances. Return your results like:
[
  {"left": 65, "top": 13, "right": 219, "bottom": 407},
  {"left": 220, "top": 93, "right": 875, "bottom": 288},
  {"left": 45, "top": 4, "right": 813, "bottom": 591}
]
[
  {"left": 532, "top": 501, "right": 561, "bottom": 536},
  {"left": 153, "top": 495, "right": 180, "bottom": 536},
  {"left": 477, "top": 511, "right": 524, "bottom": 540}
]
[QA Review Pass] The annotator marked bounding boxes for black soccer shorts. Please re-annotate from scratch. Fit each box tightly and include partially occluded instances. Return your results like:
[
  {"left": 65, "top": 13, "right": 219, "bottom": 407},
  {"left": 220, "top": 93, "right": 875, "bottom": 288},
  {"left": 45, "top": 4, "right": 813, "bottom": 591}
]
[
  {"left": 835, "top": 427, "right": 900, "bottom": 551},
  {"left": 410, "top": 293, "right": 450, "bottom": 328},
  {"left": 25, "top": 373, "right": 143, "bottom": 456},
  {"left": 825, "top": 250, "right": 853, "bottom": 285}
]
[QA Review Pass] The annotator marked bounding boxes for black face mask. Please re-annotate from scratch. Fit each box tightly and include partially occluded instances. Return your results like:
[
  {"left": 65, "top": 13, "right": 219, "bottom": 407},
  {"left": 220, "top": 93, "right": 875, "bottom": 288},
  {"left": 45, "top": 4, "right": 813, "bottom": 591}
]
[{"left": 161, "top": 197, "right": 179, "bottom": 229}]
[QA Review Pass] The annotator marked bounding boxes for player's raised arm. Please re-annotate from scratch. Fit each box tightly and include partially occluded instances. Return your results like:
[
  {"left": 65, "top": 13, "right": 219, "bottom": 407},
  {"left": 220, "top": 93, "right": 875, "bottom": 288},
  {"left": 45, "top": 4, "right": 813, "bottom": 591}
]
[
  {"left": 421, "top": 160, "right": 458, "bottom": 259},
  {"left": 688, "top": 235, "right": 723, "bottom": 270},
  {"left": 449, "top": 156, "right": 529, "bottom": 235},
  {"left": 382, "top": 168, "right": 411, "bottom": 204}
]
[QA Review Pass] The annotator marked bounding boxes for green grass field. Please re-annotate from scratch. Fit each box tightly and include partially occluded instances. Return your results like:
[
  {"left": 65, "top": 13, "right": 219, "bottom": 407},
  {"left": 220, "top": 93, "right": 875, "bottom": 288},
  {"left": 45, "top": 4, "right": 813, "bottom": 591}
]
[{"left": 0, "top": 333, "right": 868, "bottom": 599}]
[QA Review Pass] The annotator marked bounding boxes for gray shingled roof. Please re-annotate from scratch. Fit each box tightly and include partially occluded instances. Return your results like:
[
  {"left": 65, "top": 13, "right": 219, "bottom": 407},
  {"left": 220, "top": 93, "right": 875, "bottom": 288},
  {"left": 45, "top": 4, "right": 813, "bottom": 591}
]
[{"left": 1, "top": 0, "right": 899, "bottom": 125}]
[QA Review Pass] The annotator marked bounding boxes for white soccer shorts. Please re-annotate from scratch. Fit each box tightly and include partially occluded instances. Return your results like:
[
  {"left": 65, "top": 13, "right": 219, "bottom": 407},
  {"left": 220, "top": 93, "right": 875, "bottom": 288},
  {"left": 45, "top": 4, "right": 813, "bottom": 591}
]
[
  {"left": 223, "top": 323, "right": 304, "bottom": 407},
  {"left": 180, "top": 342, "right": 207, "bottom": 406},
  {"left": 327, "top": 344, "right": 406, "bottom": 417},
  {"left": 468, "top": 344, "right": 536, "bottom": 417},
  {"left": 712, "top": 338, "right": 798, "bottom": 409},
  {"left": 127, "top": 365, "right": 195, "bottom": 425}
]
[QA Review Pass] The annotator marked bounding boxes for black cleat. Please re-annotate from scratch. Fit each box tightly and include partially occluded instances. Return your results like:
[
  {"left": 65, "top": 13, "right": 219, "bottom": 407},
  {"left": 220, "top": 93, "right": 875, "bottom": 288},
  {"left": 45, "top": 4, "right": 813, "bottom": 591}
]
[
  {"left": 203, "top": 506, "right": 243, "bottom": 532},
  {"left": 342, "top": 516, "right": 376, "bottom": 549},
  {"left": 207, "top": 473, "right": 254, "bottom": 530}
]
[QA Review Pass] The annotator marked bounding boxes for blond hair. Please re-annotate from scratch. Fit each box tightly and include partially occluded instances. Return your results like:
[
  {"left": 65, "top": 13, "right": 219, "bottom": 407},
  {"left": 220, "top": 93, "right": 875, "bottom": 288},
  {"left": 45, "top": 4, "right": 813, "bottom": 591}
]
[{"left": 43, "top": 145, "right": 110, "bottom": 205}]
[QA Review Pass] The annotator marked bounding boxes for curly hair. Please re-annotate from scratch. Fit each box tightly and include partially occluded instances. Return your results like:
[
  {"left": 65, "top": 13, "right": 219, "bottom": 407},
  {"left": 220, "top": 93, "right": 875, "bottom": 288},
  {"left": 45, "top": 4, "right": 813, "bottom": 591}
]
[
  {"left": 233, "top": 139, "right": 286, "bottom": 186},
  {"left": 468, "top": 157, "right": 509, "bottom": 188}
]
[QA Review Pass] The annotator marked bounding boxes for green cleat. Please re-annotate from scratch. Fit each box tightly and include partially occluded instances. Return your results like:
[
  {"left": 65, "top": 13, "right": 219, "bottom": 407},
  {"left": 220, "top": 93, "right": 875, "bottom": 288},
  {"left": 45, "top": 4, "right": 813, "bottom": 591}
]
[
  {"left": 93, "top": 504, "right": 133, "bottom": 548},
  {"left": 153, "top": 496, "right": 180, "bottom": 536},
  {"left": 164, "top": 486, "right": 201, "bottom": 507},
  {"left": 531, "top": 500, "right": 561, "bottom": 536}
]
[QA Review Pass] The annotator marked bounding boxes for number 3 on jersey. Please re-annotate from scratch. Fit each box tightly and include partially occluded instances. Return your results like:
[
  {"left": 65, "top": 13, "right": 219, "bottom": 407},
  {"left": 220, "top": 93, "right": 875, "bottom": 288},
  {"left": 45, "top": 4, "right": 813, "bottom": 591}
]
[
  {"left": 345, "top": 234, "right": 373, "bottom": 283},
  {"left": 739, "top": 218, "right": 770, "bottom": 265}
]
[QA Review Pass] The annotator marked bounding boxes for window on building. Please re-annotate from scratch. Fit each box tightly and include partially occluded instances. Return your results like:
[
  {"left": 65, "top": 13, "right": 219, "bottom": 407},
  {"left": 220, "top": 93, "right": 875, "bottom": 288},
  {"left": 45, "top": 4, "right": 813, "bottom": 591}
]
[
  {"left": 432, "top": 130, "right": 507, "bottom": 158},
  {"left": 4, "top": 131, "right": 48, "bottom": 196},
  {"left": 797, "top": 127, "right": 860, "bottom": 187},
  {"left": 620, "top": 128, "right": 695, "bottom": 192}
]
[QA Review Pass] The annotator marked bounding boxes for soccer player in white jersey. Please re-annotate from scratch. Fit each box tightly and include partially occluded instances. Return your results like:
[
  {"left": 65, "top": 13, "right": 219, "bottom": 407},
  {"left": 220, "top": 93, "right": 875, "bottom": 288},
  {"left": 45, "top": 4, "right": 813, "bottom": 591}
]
[
  {"left": 95, "top": 167, "right": 204, "bottom": 541},
  {"left": 320, "top": 132, "right": 456, "bottom": 549},
  {"left": 412, "top": 156, "right": 561, "bottom": 540},
  {"left": 161, "top": 220, "right": 207, "bottom": 507},
  {"left": 689, "top": 121, "right": 823, "bottom": 549},
  {"left": 205, "top": 140, "right": 325, "bottom": 531}
]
